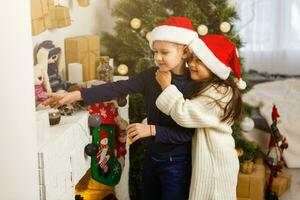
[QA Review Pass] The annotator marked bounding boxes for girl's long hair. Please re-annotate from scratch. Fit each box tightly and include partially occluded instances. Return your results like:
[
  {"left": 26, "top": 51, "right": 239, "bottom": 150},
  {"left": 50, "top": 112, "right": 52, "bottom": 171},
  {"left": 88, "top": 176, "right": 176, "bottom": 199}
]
[{"left": 189, "top": 74, "right": 242, "bottom": 123}]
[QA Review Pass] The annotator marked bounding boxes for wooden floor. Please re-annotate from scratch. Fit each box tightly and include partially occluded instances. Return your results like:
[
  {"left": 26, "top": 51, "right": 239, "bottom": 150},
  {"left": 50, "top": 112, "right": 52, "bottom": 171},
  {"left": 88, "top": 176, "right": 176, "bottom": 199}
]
[
  {"left": 75, "top": 169, "right": 114, "bottom": 200},
  {"left": 75, "top": 167, "right": 300, "bottom": 200}
]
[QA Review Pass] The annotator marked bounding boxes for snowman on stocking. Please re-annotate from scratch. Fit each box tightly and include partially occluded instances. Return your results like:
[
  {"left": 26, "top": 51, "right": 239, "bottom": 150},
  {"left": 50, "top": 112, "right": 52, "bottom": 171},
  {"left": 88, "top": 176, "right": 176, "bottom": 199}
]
[{"left": 97, "top": 130, "right": 111, "bottom": 178}]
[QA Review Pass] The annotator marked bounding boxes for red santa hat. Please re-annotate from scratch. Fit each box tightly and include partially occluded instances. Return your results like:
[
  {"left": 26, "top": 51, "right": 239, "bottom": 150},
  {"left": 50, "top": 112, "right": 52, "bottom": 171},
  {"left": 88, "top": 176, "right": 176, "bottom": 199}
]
[
  {"left": 149, "top": 16, "right": 198, "bottom": 49},
  {"left": 100, "top": 130, "right": 109, "bottom": 144},
  {"left": 272, "top": 105, "right": 280, "bottom": 122},
  {"left": 189, "top": 34, "right": 247, "bottom": 89}
]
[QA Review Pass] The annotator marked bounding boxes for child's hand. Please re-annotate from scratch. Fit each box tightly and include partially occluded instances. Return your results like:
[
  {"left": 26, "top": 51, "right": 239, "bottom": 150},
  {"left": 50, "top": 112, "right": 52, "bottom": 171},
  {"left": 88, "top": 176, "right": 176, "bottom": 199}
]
[
  {"left": 127, "top": 123, "right": 155, "bottom": 143},
  {"left": 43, "top": 91, "right": 82, "bottom": 108},
  {"left": 155, "top": 70, "right": 171, "bottom": 90}
]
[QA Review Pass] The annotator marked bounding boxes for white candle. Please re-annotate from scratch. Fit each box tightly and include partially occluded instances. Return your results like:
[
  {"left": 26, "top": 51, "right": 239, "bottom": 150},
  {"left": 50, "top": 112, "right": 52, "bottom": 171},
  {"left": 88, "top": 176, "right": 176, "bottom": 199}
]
[
  {"left": 68, "top": 63, "right": 83, "bottom": 83},
  {"left": 109, "top": 58, "right": 114, "bottom": 69}
]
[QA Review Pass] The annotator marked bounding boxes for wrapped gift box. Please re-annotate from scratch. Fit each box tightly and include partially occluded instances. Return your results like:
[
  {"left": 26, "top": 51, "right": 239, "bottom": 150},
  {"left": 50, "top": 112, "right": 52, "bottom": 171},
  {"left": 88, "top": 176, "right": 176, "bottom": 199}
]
[
  {"left": 77, "top": 0, "right": 90, "bottom": 7},
  {"left": 255, "top": 153, "right": 264, "bottom": 165},
  {"left": 48, "top": 5, "right": 71, "bottom": 29},
  {"left": 31, "top": 0, "right": 48, "bottom": 35},
  {"left": 48, "top": 7, "right": 57, "bottom": 29},
  {"left": 54, "top": 5, "right": 71, "bottom": 28},
  {"left": 42, "top": 0, "right": 54, "bottom": 29},
  {"left": 31, "top": 0, "right": 61, "bottom": 34},
  {"left": 237, "top": 164, "right": 266, "bottom": 200},
  {"left": 65, "top": 35, "right": 100, "bottom": 81},
  {"left": 265, "top": 169, "right": 291, "bottom": 196},
  {"left": 31, "top": 16, "right": 46, "bottom": 36}
]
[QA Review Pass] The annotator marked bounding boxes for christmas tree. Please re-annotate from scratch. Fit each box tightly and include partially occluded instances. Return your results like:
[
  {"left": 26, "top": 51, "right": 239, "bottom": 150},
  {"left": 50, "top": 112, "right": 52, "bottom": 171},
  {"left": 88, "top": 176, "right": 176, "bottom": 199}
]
[{"left": 101, "top": 0, "right": 258, "bottom": 199}]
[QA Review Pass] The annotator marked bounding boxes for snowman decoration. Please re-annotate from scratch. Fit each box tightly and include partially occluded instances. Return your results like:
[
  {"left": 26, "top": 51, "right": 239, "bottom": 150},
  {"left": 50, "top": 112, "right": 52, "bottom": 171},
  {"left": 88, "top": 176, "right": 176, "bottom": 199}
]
[{"left": 97, "top": 131, "right": 111, "bottom": 178}]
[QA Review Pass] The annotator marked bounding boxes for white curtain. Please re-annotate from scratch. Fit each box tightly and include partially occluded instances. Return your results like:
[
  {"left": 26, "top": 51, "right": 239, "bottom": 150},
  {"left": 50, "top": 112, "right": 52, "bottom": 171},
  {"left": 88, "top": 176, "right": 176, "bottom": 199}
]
[{"left": 235, "top": 0, "right": 300, "bottom": 75}]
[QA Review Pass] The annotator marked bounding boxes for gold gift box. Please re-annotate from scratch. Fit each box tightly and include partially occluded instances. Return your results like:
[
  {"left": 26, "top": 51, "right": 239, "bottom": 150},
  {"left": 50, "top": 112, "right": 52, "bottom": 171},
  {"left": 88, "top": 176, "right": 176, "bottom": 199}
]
[
  {"left": 266, "top": 169, "right": 291, "bottom": 196},
  {"left": 77, "top": 0, "right": 90, "bottom": 7},
  {"left": 76, "top": 169, "right": 113, "bottom": 200},
  {"left": 48, "top": 5, "right": 71, "bottom": 29},
  {"left": 31, "top": 0, "right": 68, "bottom": 35},
  {"left": 65, "top": 35, "right": 100, "bottom": 81},
  {"left": 237, "top": 164, "right": 266, "bottom": 200},
  {"left": 31, "top": 0, "right": 51, "bottom": 35}
]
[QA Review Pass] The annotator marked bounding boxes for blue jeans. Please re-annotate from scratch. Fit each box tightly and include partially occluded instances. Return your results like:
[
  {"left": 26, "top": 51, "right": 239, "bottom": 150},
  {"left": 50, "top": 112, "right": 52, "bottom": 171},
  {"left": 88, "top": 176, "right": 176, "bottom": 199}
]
[{"left": 141, "top": 153, "right": 191, "bottom": 200}]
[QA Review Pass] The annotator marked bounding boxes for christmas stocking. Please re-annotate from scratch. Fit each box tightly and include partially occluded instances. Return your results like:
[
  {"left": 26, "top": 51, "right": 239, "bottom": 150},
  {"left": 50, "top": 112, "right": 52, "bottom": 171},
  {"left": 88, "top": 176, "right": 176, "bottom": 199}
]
[{"left": 91, "top": 126, "right": 122, "bottom": 186}]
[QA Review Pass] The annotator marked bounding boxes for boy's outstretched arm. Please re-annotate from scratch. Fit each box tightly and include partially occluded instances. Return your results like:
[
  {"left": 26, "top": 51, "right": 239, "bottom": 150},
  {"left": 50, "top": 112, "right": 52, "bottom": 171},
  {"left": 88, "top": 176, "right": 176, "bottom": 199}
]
[
  {"left": 44, "top": 68, "right": 148, "bottom": 107},
  {"left": 44, "top": 91, "right": 81, "bottom": 107}
]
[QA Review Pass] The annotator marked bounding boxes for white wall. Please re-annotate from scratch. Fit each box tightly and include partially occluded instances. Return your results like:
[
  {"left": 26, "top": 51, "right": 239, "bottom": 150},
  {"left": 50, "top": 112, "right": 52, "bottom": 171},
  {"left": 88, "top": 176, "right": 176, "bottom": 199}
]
[
  {"left": 32, "top": 0, "right": 119, "bottom": 78},
  {"left": 0, "top": 0, "right": 39, "bottom": 199},
  {"left": 0, "top": 0, "right": 119, "bottom": 199}
]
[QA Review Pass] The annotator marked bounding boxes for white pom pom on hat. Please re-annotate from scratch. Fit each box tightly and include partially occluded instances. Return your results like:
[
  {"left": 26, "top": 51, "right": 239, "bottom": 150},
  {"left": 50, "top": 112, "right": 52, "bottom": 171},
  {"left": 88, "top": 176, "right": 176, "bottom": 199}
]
[{"left": 189, "top": 34, "right": 246, "bottom": 89}]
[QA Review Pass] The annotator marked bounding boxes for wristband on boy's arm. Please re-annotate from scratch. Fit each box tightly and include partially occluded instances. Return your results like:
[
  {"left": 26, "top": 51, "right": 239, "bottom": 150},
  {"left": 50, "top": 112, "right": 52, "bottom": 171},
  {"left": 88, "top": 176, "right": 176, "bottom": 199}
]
[{"left": 149, "top": 125, "right": 156, "bottom": 136}]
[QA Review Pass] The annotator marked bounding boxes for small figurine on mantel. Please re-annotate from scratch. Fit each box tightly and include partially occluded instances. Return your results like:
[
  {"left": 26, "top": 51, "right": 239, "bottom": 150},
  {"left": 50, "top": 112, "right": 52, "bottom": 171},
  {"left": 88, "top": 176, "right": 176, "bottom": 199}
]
[
  {"left": 37, "top": 40, "right": 70, "bottom": 92},
  {"left": 34, "top": 47, "right": 52, "bottom": 110},
  {"left": 265, "top": 105, "right": 288, "bottom": 200}
]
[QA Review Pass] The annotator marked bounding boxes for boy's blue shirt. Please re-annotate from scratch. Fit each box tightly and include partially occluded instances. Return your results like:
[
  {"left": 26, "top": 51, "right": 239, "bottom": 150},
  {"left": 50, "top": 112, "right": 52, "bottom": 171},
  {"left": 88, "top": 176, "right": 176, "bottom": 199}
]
[{"left": 81, "top": 66, "right": 196, "bottom": 158}]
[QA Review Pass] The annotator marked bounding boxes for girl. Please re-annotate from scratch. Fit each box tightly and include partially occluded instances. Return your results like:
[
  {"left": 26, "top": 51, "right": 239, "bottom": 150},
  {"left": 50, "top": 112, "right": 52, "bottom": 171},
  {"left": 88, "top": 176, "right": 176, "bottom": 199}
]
[
  {"left": 44, "top": 17, "right": 199, "bottom": 200},
  {"left": 154, "top": 35, "right": 245, "bottom": 200}
]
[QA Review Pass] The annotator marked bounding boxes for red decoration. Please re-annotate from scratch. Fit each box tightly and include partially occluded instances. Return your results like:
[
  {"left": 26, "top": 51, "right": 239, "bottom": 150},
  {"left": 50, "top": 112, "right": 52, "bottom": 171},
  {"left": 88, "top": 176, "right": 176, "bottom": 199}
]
[
  {"left": 88, "top": 102, "right": 119, "bottom": 124},
  {"left": 89, "top": 102, "right": 127, "bottom": 160},
  {"left": 265, "top": 105, "right": 288, "bottom": 199},
  {"left": 272, "top": 105, "right": 280, "bottom": 122}
]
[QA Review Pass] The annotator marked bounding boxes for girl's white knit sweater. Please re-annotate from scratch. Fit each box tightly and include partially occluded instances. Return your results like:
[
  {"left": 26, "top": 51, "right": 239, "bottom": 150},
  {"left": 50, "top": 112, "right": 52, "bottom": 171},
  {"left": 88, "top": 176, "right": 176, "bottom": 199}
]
[{"left": 156, "top": 84, "right": 239, "bottom": 200}]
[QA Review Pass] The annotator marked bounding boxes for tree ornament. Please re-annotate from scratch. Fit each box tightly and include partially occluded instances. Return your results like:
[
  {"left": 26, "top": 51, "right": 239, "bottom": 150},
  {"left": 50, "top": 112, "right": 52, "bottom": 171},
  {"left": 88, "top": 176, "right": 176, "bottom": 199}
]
[
  {"left": 140, "top": 28, "right": 146, "bottom": 37},
  {"left": 88, "top": 115, "right": 102, "bottom": 127},
  {"left": 209, "top": 2, "right": 217, "bottom": 10},
  {"left": 241, "top": 117, "right": 255, "bottom": 131},
  {"left": 236, "top": 147, "right": 244, "bottom": 157},
  {"left": 117, "top": 97, "right": 127, "bottom": 107},
  {"left": 84, "top": 143, "right": 98, "bottom": 156},
  {"left": 117, "top": 64, "right": 128, "bottom": 75},
  {"left": 197, "top": 25, "right": 208, "bottom": 36},
  {"left": 220, "top": 21, "right": 231, "bottom": 33},
  {"left": 130, "top": 18, "right": 142, "bottom": 29},
  {"left": 166, "top": 8, "right": 174, "bottom": 16},
  {"left": 146, "top": 32, "right": 152, "bottom": 41}
]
